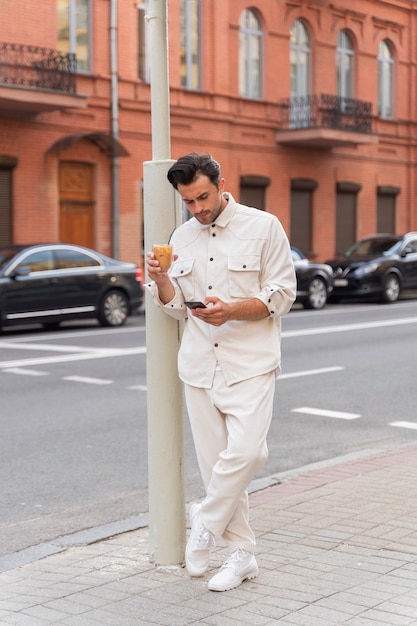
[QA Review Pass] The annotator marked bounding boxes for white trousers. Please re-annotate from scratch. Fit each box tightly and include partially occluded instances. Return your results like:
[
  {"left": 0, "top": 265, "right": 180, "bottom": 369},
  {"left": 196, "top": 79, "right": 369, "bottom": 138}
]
[{"left": 184, "top": 369, "right": 276, "bottom": 553}]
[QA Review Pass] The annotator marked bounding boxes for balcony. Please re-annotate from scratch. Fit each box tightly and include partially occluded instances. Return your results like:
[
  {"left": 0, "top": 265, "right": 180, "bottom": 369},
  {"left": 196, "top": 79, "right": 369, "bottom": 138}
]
[
  {"left": 277, "top": 94, "right": 378, "bottom": 149},
  {"left": 0, "top": 42, "right": 87, "bottom": 116}
]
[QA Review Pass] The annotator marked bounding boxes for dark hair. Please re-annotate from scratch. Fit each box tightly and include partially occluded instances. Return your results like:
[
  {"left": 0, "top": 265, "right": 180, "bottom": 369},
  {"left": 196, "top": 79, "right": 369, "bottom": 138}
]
[{"left": 167, "top": 152, "right": 221, "bottom": 190}]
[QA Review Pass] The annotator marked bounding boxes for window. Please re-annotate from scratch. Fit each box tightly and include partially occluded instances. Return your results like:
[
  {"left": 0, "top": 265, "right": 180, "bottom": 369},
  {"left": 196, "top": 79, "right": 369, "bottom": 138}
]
[
  {"left": 378, "top": 40, "right": 394, "bottom": 118},
  {"left": 239, "top": 175, "right": 270, "bottom": 210},
  {"left": 180, "top": 0, "right": 201, "bottom": 90},
  {"left": 239, "top": 9, "right": 263, "bottom": 99},
  {"left": 290, "top": 179, "right": 317, "bottom": 254},
  {"left": 57, "top": 0, "right": 91, "bottom": 73},
  {"left": 0, "top": 168, "right": 12, "bottom": 246},
  {"left": 290, "top": 20, "right": 310, "bottom": 98},
  {"left": 377, "top": 185, "right": 399, "bottom": 233},
  {"left": 336, "top": 30, "right": 354, "bottom": 100},
  {"left": 138, "top": 0, "right": 150, "bottom": 82},
  {"left": 289, "top": 20, "right": 310, "bottom": 128},
  {"left": 17, "top": 250, "right": 55, "bottom": 273},
  {"left": 55, "top": 248, "right": 100, "bottom": 269},
  {"left": 336, "top": 182, "right": 361, "bottom": 254}
]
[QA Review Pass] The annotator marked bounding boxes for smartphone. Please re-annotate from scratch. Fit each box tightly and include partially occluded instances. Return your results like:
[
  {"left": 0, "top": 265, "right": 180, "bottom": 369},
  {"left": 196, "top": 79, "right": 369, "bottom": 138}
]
[{"left": 184, "top": 301, "right": 207, "bottom": 309}]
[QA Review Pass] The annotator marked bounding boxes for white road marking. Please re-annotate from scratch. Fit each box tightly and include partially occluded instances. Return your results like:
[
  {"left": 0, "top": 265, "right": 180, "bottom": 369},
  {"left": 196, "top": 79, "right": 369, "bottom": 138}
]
[
  {"left": 280, "top": 366, "right": 343, "bottom": 379},
  {"left": 282, "top": 316, "right": 417, "bottom": 338},
  {"left": 63, "top": 376, "right": 113, "bottom": 385},
  {"left": 0, "top": 342, "right": 107, "bottom": 353},
  {"left": 292, "top": 407, "right": 361, "bottom": 420},
  {"left": 390, "top": 421, "right": 417, "bottom": 430},
  {"left": 127, "top": 385, "right": 147, "bottom": 391},
  {"left": 0, "top": 346, "right": 146, "bottom": 369},
  {"left": 3, "top": 368, "right": 48, "bottom": 376}
]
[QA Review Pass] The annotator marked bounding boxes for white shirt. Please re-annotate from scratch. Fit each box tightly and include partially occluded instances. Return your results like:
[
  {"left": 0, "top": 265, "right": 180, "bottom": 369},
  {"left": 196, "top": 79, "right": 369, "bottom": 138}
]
[{"left": 146, "top": 193, "right": 296, "bottom": 388}]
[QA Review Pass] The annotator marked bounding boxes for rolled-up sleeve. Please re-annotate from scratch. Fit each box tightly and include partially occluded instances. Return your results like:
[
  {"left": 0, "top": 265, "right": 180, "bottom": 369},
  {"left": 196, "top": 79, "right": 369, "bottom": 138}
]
[
  {"left": 145, "top": 280, "right": 188, "bottom": 320},
  {"left": 255, "top": 220, "right": 296, "bottom": 318}
]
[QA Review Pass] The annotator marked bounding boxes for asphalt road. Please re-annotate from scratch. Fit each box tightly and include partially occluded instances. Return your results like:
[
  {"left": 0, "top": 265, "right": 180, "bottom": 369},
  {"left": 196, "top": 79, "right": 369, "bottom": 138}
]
[{"left": 1, "top": 298, "right": 417, "bottom": 557}]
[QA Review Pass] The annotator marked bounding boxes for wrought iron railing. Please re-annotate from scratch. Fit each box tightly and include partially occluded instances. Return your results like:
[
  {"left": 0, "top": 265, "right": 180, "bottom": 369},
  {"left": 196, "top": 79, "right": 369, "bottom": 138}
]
[
  {"left": 278, "top": 94, "right": 373, "bottom": 134},
  {"left": 0, "top": 42, "right": 76, "bottom": 94}
]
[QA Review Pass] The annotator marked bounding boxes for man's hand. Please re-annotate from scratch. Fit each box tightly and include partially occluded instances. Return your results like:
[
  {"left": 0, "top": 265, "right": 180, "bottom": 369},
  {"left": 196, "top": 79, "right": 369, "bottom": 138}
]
[
  {"left": 191, "top": 296, "right": 269, "bottom": 326},
  {"left": 146, "top": 251, "right": 177, "bottom": 303}
]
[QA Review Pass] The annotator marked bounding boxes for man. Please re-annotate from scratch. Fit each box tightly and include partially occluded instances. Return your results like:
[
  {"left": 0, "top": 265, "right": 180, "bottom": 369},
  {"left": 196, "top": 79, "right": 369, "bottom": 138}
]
[{"left": 146, "top": 153, "right": 296, "bottom": 592}]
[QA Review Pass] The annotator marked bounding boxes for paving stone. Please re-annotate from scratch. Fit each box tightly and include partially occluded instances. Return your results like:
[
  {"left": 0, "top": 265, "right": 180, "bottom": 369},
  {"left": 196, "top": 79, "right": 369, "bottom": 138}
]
[{"left": 2, "top": 444, "right": 417, "bottom": 626}]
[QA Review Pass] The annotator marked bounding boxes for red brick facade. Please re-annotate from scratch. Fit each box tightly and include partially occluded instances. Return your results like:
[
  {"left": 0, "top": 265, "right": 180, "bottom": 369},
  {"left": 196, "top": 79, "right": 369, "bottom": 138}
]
[{"left": 1, "top": 0, "right": 416, "bottom": 265}]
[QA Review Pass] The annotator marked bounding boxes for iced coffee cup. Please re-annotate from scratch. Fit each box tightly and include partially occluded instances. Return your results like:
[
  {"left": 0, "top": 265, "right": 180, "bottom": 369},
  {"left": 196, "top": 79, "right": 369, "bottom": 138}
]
[{"left": 153, "top": 244, "right": 173, "bottom": 273}]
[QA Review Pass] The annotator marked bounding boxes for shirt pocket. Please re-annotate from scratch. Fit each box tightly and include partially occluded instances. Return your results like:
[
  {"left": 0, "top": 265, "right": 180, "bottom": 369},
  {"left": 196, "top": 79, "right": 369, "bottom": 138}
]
[
  {"left": 228, "top": 254, "right": 261, "bottom": 298},
  {"left": 170, "top": 257, "right": 195, "bottom": 300}
]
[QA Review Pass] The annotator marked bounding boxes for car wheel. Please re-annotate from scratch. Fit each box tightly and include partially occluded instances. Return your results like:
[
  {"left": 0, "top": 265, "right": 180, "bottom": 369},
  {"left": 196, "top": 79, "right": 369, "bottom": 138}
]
[
  {"left": 98, "top": 290, "right": 129, "bottom": 326},
  {"left": 304, "top": 277, "right": 328, "bottom": 310},
  {"left": 381, "top": 273, "right": 401, "bottom": 303}
]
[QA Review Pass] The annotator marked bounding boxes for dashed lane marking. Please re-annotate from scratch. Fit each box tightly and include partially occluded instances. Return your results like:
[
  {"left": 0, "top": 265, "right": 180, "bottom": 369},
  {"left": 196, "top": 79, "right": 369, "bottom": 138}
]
[
  {"left": 3, "top": 368, "right": 49, "bottom": 376},
  {"left": 390, "top": 421, "right": 417, "bottom": 430},
  {"left": 280, "top": 366, "right": 344, "bottom": 379},
  {"left": 62, "top": 376, "right": 113, "bottom": 385},
  {"left": 292, "top": 407, "right": 361, "bottom": 420},
  {"left": 127, "top": 385, "right": 147, "bottom": 391}
]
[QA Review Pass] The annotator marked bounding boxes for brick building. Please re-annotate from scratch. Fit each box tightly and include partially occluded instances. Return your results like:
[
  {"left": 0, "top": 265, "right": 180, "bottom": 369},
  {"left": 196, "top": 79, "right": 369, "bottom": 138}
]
[{"left": 1, "top": 0, "right": 416, "bottom": 265}]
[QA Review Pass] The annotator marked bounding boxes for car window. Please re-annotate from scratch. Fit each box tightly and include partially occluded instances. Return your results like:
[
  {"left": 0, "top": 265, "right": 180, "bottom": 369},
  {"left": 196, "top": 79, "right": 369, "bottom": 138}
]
[
  {"left": 55, "top": 248, "right": 101, "bottom": 269},
  {"left": 16, "top": 250, "right": 55, "bottom": 272},
  {"left": 346, "top": 237, "right": 400, "bottom": 257},
  {"left": 406, "top": 240, "right": 417, "bottom": 253}
]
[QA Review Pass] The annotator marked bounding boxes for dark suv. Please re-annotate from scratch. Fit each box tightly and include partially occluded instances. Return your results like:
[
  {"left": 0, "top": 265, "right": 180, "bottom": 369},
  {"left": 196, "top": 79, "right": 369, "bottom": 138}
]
[{"left": 326, "top": 233, "right": 417, "bottom": 303}]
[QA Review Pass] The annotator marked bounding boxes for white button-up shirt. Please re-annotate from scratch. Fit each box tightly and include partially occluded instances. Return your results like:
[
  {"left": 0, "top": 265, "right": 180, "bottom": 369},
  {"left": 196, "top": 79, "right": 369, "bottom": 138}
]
[{"left": 146, "top": 193, "right": 296, "bottom": 388}]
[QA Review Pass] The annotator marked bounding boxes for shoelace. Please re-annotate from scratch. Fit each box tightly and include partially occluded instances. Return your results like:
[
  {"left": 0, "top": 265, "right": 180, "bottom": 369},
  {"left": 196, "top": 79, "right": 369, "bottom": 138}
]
[
  {"left": 193, "top": 525, "right": 213, "bottom": 550},
  {"left": 219, "top": 548, "right": 246, "bottom": 570}
]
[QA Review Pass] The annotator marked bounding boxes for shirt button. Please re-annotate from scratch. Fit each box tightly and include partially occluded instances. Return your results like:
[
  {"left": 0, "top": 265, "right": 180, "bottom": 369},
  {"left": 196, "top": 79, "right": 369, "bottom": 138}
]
[
  {"left": 243, "top": 264, "right": 246, "bottom": 268},
  {"left": 214, "top": 343, "right": 218, "bottom": 347},
  {"left": 208, "top": 285, "right": 213, "bottom": 289},
  {"left": 212, "top": 233, "right": 216, "bottom": 237},
  {"left": 210, "top": 257, "right": 214, "bottom": 261}
]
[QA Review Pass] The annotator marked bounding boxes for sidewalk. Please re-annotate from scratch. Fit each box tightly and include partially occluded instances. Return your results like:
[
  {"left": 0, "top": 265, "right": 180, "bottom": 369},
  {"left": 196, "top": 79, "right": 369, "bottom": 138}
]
[{"left": 2, "top": 443, "right": 417, "bottom": 626}]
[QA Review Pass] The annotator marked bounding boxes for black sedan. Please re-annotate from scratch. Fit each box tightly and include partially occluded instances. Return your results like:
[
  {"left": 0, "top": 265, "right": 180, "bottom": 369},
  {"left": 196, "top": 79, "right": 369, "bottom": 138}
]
[
  {"left": 291, "top": 246, "right": 334, "bottom": 309},
  {"left": 326, "top": 232, "right": 417, "bottom": 303},
  {"left": 0, "top": 243, "right": 143, "bottom": 331}
]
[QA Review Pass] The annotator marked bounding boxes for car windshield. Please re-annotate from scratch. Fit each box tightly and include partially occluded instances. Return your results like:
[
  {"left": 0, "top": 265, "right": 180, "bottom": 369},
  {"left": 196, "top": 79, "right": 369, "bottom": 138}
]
[
  {"left": 344, "top": 237, "right": 401, "bottom": 258},
  {"left": 0, "top": 248, "right": 21, "bottom": 271}
]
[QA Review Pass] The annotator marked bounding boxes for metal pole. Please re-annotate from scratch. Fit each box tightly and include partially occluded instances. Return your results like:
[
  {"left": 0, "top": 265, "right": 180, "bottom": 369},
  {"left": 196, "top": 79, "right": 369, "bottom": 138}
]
[{"left": 143, "top": 0, "right": 185, "bottom": 566}]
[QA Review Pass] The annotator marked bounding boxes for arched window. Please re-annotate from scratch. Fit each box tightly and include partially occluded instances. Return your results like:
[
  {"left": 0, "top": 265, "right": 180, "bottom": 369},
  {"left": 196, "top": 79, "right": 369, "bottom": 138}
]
[
  {"left": 378, "top": 40, "right": 394, "bottom": 118},
  {"left": 290, "top": 19, "right": 310, "bottom": 98},
  {"left": 239, "top": 9, "right": 263, "bottom": 99},
  {"left": 180, "top": 0, "right": 201, "bottom": 90},
  {"left": 336, "top": 30, "right": 354, "bottom": 100}
]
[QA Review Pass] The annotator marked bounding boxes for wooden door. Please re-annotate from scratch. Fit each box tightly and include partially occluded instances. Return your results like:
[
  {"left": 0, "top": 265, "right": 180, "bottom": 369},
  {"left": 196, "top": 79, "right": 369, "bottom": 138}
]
[{"left": 59, "top": 162, "right": 94, "bottom": 248}]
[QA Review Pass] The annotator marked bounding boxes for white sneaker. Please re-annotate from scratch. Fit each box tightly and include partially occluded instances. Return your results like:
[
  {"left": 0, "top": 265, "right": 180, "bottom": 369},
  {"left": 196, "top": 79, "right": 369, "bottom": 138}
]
[
  {"left": 185, "top": 503, "right": 215, "bottom": 577},
  {"left": 208, "top": 549, "right": 259, "bottom": 592}
]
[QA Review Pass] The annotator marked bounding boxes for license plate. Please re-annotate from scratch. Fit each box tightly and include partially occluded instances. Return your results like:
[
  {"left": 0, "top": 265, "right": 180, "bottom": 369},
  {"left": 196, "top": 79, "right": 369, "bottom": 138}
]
[{"left": 334, "top": 278, "right": 348, "bottom": 287}]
